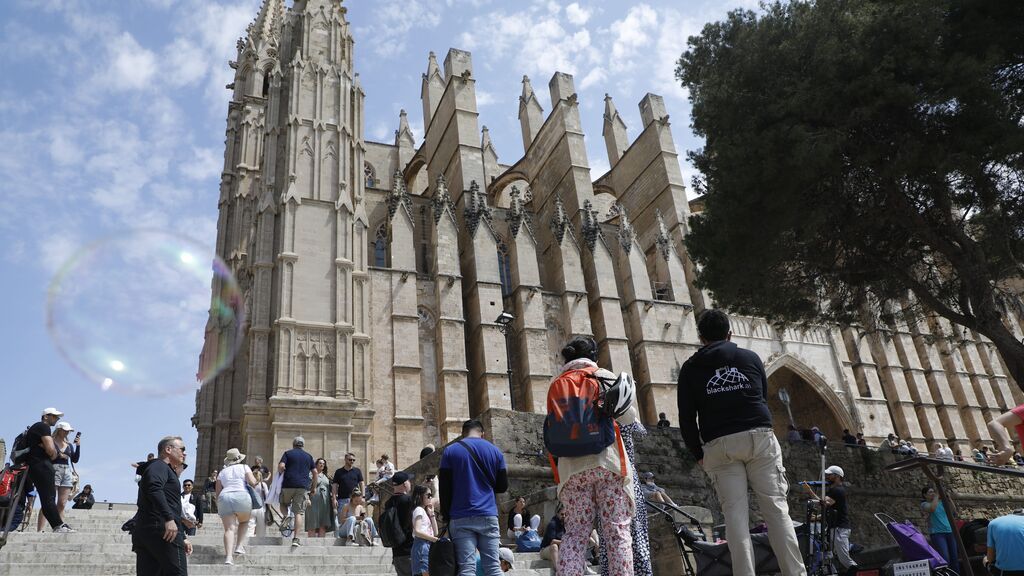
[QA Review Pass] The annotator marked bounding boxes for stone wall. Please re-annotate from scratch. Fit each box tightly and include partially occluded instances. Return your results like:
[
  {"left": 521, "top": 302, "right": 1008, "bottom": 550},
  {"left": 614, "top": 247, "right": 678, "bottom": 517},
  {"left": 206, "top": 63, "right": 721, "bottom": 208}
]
[{"left": 404, "top": 408, "right": 1024, "bottom": 551}]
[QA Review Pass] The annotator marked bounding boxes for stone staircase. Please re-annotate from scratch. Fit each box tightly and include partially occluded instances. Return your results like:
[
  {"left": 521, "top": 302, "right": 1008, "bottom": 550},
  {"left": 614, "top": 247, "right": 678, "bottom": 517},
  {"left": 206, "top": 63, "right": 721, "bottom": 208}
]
[{"left": 0, "top": 508, "right": 554, "bottom": 575}]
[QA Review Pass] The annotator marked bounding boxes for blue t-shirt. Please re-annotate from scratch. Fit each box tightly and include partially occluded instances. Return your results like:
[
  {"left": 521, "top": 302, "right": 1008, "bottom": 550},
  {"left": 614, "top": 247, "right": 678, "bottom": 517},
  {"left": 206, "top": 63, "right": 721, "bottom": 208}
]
[
  {"left": 440, "top": 437, "right": 506, "bottom": 519},
  {"left": 988, "top": 514, "right": 1024, "bottom": 570},
  {"left": 279, "top": 448, "right": 315, "bottom": 489},
  {"left": 921, "top": 500, "right": 952, "bottom": 534}
]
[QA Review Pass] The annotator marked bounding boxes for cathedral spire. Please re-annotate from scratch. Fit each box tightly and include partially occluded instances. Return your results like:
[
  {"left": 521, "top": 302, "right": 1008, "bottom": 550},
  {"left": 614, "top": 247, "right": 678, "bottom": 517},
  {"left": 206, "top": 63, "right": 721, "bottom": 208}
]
[
  {"left": 422, "top": 51, "right": 445, "bottom": 127},
  {"left": 609, "top": 202, "right": 635, "bottom": 254},
  {"left": 518, "top": 75, "right": 545, "bottom": 152},
  {"left": 463, "top": 181, "right": 493, "bottom": 238},
  {"left": 387, "top": 170, "right": 413, "bottom": 222},
  {"left": 603, "top": 93, "right": 629, "bottom": 166},
  {"left": 431, "top": 174, "right": 457, "bottom": 227},
  {"left": 248, "top": 0, "right": 285, "bottom": 47}
]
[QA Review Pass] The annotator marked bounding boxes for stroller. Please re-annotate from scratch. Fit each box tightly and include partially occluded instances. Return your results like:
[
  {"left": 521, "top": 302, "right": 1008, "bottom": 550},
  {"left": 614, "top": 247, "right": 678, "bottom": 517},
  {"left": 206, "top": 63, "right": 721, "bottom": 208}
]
[
  {"left": 649, "top": 500, "right": 782, "bottom": 576},
  {"left": 875, "top": 513, "right": 958, "bottom": 575},
  {"left": 0, "top": 463, "right": 30, "bottom": 551}
]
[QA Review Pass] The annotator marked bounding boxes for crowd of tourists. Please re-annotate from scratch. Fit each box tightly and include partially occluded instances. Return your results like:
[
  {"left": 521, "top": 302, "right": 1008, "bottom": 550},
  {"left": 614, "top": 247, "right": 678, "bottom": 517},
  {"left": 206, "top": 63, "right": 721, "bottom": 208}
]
[{"left": 10, "top": 308, "right": 1024, "bottom": 576}]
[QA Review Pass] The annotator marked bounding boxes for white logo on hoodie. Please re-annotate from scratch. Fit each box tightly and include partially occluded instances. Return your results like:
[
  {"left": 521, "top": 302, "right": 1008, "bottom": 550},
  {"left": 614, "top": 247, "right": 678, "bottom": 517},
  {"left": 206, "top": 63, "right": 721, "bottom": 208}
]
[{"left": 706, "top": 366, "right": 751, "bottom": 394}]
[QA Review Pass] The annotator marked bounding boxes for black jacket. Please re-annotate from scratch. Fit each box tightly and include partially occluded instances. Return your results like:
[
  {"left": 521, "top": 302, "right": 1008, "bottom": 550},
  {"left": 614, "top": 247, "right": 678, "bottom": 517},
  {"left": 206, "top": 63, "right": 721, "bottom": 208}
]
[
  {"left": 135, "top": 459, "right": 183, "bottom": 532},
  {"left": 677, "top": 340, "right": 772, "bottom": 461}
]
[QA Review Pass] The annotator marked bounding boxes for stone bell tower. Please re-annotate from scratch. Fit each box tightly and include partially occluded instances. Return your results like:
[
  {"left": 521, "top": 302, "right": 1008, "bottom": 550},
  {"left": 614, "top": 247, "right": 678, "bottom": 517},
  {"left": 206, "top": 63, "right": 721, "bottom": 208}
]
[{"left": 194, "top": 0, "right": 374, "bottom": 481}]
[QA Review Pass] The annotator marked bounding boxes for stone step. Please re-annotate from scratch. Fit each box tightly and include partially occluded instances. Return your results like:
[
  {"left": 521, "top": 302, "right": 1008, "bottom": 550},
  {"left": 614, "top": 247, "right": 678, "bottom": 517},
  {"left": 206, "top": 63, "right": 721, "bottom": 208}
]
[
  {"left": 0, "top": 509, "right": 555, "bottom": 576},
  {"left": 0, "top": 551, "right": 552, "bottom": 568},
  {"left": 0, "top": 566, "right": 555, "bottom": 576},
  {"left": 2, "top": 541, "right": 391, "bottom": 555}
]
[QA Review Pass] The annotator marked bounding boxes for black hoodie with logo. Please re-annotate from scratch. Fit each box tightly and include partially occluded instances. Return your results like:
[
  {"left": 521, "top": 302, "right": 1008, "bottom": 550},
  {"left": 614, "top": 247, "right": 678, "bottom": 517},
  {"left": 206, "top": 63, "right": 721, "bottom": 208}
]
[
  {"left": 676, "top": 340, "right": 772, "bottom": 461},
  {"left": 135, "top": 459, "right": 183, "bottom": 533}
]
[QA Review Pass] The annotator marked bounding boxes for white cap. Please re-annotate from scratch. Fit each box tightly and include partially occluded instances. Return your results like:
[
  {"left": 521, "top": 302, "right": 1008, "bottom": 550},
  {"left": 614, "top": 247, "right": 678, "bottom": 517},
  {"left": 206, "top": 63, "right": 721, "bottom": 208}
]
[
  {"left": 42, "top": 407, "right": 64, "bottom": 417},
  {"left": 55, "top": 422, "right": 74, "bottom": 432},
  {"left": 824, "top": 465, "right": 844, "bottom": 478},
  {"left": 498, "top": 547, "right": 515, "bottom": 565}
]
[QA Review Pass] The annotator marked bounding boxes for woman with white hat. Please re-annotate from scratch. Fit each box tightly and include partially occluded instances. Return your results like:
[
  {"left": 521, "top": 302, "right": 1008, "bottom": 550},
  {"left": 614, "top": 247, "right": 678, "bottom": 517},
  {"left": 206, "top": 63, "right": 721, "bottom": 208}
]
[
  {"left": 216, "top": 448, "right": 257, "bottom": 565},
  {"left": 37, "top": 420, "right": 80, "bottom": 532}
]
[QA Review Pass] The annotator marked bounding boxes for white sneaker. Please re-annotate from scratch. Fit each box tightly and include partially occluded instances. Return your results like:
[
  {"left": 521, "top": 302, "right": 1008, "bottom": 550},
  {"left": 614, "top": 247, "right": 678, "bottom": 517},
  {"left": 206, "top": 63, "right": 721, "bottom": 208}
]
[
  {"left": 53, "top": 524, "right": 76, "bottom": 533},
  {"left": 291, "top": 538, "right": 301, "bottom": 547},
  {"left": 234, "top": 546, "right": 246, "bottom": 555},
  {"left": 224, "top": 559, "right": 233, "bottom": 565}
]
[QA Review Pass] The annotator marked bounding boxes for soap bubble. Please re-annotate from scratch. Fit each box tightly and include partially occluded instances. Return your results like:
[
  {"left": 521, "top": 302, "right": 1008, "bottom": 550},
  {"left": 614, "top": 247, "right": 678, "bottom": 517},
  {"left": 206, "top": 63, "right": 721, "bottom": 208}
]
[{"left": 47, "top": 230, "right": 246, "bottom": 397}]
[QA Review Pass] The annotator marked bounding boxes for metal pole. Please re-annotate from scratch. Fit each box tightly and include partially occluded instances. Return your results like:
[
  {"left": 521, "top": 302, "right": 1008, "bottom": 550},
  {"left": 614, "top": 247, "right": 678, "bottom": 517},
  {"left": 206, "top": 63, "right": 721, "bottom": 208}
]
[{"left": 503, "top": 328, "right": 515, "bottom": 411}]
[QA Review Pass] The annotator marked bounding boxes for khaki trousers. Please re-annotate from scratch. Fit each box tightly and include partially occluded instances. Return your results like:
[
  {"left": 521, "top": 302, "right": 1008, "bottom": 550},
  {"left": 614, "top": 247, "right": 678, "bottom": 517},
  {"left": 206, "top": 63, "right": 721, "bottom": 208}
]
[{"left": 703, "top": 428, "right": 807, "bottom": 576}]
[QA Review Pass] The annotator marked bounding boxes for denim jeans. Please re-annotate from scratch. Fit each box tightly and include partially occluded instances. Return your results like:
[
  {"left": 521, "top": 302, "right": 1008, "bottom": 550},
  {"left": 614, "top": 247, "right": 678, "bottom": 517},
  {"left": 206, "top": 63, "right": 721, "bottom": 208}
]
[
  {"left": 450, "top": 515, "right": 501, "bottom": 576},
  {"left": 930, "top": 531, "right": 959, "bottom": 571}
]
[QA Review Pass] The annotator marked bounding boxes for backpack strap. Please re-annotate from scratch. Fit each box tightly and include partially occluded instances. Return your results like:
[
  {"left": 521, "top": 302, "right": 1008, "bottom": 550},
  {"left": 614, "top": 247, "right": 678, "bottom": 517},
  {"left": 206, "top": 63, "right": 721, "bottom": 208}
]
[{"left": 456, "top": 440, "right": 496, "bottom": 489}]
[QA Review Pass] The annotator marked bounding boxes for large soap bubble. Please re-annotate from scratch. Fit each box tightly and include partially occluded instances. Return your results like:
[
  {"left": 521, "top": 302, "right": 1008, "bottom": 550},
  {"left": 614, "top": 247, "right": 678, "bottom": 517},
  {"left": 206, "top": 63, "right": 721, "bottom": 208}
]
[{"left": 47, "top": 230, "right": 246, "bottom": 396}]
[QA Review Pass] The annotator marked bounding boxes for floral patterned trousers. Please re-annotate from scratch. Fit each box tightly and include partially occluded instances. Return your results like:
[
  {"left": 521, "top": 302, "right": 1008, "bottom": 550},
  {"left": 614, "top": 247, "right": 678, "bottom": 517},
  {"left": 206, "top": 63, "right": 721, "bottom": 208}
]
[{"left": 558, "top": 467, "right": 634, "bottom": 576}]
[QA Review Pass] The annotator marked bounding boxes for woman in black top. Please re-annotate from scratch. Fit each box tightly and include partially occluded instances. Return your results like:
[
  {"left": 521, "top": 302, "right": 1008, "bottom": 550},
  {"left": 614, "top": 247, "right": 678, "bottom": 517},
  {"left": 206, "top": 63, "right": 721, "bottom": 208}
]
[
  {"left": 506, "top": 496, "right": 530, "bottom": 539},
  {"left": 37, "top": 421, "right": 80, "bottom": 531}
]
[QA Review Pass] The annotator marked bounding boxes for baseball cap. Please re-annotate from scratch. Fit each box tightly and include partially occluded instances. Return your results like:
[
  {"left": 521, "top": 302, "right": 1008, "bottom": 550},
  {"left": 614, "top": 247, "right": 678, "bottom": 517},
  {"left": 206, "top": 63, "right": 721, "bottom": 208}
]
[
  {"left": 293, "top": 436, "right": 304, "bottom": 447},
  {"left": 42, "top": 407, "right": 64, "bottom": 417},
  {"left": 56, "top": 422, "right": 74, "bottom": 432},
  {"left": 391, "top": 471, "right": 412, "bottom": 485},
  {"left": 498, "top": 547, "right": 515, "bottom": 565},
  {"left": 824, "top": 465, "right": 844, "bottom": 478}
]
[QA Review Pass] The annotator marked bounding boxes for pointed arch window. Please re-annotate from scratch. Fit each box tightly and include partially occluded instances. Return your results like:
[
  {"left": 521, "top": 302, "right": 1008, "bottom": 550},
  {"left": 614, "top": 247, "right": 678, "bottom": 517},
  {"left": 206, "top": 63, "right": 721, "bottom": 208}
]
[
  {"left": 497, "top": 240, "right": 513, "bottom": 298},
  {"left": 261, "top": 73, "right": 271, "bottom": 98},
  {"left": 373, "top": 223, "right": 389, "bottom": 268},
  {"left": 365, "top": 162, "right": 377, "bottom": 189}
]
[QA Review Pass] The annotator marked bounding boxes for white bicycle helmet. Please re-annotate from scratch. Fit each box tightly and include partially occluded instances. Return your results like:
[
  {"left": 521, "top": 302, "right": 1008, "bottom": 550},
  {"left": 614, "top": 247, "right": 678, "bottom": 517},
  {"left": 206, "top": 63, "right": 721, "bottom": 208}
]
[{"left": 601, "top": 372, "right": 635, "bottom": 418}]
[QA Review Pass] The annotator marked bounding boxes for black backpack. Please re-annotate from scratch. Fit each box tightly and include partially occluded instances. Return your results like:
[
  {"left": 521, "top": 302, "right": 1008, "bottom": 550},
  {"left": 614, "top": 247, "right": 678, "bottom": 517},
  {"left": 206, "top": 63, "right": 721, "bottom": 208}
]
[
  {"left": 10, "top": 426, "right": 31, "bottom": 464},
  {"left": 379, "top": 500, "right": 407, "bottom": 548},
  {"left": 428, "top": 525, "right": 457, "bottom": 576}
]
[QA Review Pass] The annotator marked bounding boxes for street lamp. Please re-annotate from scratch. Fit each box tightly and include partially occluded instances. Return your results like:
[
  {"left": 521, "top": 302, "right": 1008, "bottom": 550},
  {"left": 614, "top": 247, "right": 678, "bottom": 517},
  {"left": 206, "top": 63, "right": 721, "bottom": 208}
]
[
  {"left": 495, "top": 311, "right": 516, "bottom": 411},
  {"left": 778, "top": 387, "right": 796, "bottom": 429}
]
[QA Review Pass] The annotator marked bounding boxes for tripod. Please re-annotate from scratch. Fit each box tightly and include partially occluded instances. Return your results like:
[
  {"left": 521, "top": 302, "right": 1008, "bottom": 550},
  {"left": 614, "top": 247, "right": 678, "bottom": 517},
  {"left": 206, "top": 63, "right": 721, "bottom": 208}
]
[{"left": 802, "top": 436, "right": 837, "bottom": 576}]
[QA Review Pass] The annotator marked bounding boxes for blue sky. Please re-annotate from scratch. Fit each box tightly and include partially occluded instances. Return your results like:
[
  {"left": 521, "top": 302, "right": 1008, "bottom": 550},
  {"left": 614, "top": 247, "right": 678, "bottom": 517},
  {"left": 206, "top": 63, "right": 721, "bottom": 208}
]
[{"left": 0, "top": 0, "right": 752, "bottom": 503}]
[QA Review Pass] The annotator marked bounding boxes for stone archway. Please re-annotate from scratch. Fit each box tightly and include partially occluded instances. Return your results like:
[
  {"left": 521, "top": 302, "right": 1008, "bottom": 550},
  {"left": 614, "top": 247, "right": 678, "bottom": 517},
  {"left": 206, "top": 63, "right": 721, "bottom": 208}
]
[{"left": 765, "top": 354, "right": 856, "bottom": 442}]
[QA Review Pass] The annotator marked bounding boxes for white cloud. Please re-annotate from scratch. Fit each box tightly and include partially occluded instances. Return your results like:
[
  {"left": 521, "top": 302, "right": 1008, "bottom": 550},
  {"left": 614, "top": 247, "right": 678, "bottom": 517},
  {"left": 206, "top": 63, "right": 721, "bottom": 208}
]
[
  {"left": 106, "top": 32, "right": 158, "bottom": 91},
  {"left": 49, "top": 132, "right": 84, "bottom": 166},
  {"left": 356, "top": 1, "right": 442, "bottom": 59},
  {"left": 457, "top": 7, "right": 599, "bottom": 84},
  {"left": 371, "top": 121, "right": 390, "bottom": 142},
  {"left": 609, "top": 4, "right": 658, "bottom": 71},
  {"left": 579, "top": 67, "right": 606, "bottom": 91},
  {"left": 476, "top": 90, "right": 498, "bottom": 107},
  {"left": 652, "top": 8, "right": 700, "bottom": 102},
  {"left": 40, "top": 233, "right": 79, "bottom": 273},
  {"left": 164, "top": 37, "right": 209, "bottom": 88},
  {"left": 566, "top": 3, "right": 592, "bottom": 26},
  {"left": 181, "top": 147, "right": 222, "bottom": 181}
]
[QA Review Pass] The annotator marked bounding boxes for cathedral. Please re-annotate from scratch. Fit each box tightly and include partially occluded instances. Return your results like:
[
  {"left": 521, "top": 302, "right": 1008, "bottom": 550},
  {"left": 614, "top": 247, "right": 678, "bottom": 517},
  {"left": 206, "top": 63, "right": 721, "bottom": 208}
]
[{"left": 192, "top": 0, "right": 1024, "bottom": 480}]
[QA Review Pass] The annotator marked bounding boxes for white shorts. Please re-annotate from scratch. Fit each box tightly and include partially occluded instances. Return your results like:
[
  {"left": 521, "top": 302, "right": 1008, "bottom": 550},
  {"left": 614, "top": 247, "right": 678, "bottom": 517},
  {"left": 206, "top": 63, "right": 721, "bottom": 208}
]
[
  {"left": 53, "top": 464, "right": 74, "bottom": 488},
  {"left": 218, "top": 491, "right": 253, "bottom": 517}
]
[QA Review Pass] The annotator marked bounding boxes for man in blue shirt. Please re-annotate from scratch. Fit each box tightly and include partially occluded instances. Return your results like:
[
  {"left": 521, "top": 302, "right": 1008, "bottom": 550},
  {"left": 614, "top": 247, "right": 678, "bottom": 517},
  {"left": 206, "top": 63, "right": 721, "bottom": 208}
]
[
  {"left": 987, "top": 510, "right": 1024, "bottom": 575},
  {"left": 278, "top": 436, "right": 316, "bottom": 548},
  {"left": 440, "top": 419, "right": 509, "bottom": 576}
]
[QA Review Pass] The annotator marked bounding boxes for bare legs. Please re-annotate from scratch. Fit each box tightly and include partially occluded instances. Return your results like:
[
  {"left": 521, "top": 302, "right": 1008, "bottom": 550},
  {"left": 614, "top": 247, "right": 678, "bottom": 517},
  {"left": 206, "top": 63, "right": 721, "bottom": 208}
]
[{"left": 222, "top": 513, "right": 251, "bottom": 564}]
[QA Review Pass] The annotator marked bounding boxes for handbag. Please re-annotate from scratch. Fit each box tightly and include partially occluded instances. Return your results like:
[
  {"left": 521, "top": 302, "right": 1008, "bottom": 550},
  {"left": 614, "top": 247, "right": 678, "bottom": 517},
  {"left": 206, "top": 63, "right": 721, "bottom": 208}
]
[
  {"left": 428, "top": 525, "right": 457, "bottom": 576},
  {"left": 70, "top": 459, "right": 80, "bottom": 494},
  {"left": 246, "top": 483, "right": 264, "bottom": 510}
]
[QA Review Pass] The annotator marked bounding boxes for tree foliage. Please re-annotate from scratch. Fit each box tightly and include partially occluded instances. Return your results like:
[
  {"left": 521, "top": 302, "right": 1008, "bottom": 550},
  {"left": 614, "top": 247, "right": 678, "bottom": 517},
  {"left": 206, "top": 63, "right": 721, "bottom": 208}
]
[{"left": 677, "top": 0, "right": 1024, "bottom": 387}]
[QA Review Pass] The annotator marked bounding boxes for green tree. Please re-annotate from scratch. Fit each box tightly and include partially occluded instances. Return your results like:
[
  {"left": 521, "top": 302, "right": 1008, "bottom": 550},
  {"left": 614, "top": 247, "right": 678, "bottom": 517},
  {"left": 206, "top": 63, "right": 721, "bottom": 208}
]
[{"left": 677, "top": 0, "right": 1024, "bottom": 388}]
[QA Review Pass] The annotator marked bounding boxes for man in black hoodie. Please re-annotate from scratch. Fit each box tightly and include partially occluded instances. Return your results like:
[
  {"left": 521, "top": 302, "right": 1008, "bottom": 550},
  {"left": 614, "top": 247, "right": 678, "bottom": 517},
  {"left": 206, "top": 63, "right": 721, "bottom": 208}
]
[
  {"left": 677, "top": 309, "right": 806, "bottom": 576},
  {"left": 133, "top": 436, "right": 192, "bottom": 575}
]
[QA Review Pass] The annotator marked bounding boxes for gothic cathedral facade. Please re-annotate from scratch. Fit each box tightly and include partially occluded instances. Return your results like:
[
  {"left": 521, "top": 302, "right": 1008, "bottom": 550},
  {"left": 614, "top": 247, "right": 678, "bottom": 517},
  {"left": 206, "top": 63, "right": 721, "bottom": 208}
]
[{"left": 193, "top": 0, "right": 1024, "bottom": 480}]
